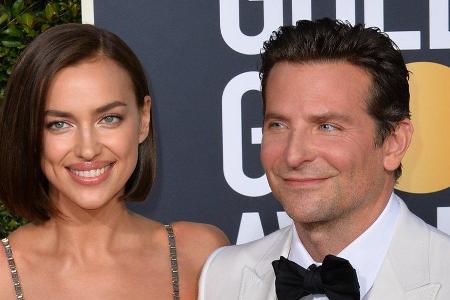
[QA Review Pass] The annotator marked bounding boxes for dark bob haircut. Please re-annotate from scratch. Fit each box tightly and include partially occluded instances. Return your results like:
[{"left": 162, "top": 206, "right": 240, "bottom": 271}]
[
  {"left": 0, "top": 23, "right": 156, "bottom": 222},
  {"left": 260, "top": 18, "right": 410, "bottom": 180}
]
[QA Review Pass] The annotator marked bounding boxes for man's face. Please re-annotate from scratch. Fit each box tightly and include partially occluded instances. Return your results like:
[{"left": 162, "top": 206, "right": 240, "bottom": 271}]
[{"left": 261, "top": 61, "right": 393, "bottom": 225}]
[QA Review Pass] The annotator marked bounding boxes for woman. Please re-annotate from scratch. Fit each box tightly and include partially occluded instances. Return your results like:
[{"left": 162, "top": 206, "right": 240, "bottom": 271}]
[{"left": 0, "top": 23, "right": 228, "bottom": 299}]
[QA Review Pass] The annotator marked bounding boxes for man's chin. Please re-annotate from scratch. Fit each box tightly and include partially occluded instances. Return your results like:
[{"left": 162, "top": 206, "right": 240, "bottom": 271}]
[{"left": 282, "top": 202, "right": 332, "bottom": 224}]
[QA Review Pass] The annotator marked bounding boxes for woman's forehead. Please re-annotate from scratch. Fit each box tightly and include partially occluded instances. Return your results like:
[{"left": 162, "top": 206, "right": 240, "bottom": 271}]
[{"left": 45, "top": 58, "right": 136, "bottom": 111}]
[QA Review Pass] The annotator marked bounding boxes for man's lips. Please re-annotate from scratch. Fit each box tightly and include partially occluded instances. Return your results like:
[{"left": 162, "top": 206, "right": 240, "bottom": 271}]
[
  {"left": 284, "top": 177, "right": 328, "bottom": 181},
  {"left": 282, "top": 176, "right": 330, "bottom": 186}
]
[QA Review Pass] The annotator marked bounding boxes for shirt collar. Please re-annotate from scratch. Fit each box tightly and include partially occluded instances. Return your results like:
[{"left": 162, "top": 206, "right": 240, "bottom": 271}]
[{"left": 288, "top": 192, "right": 400, "bottom": 299}]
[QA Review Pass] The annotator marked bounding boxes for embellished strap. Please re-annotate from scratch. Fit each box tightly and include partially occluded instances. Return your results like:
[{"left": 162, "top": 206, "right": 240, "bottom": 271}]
[
  {"left": 164, "top": 224, "right": 180, "bottom": 300},
  {"left": 1, "top": 237, "right": 25, "bottom": 299}
]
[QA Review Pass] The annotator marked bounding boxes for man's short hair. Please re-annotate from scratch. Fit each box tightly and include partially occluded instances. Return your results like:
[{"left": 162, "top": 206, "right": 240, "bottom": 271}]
[{"left": 260, "top": 18, "right": 410, "bottom": 180}]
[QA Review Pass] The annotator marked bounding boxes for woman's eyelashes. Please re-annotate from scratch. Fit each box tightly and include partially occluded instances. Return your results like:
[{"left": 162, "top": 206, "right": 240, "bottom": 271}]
[
  {"left": 46, "top": 120, "right": 71, "bottom": 131},
  {"left": 45, "top": 114, "right": 124, "bottom": 132},
  {"left": 98, "top": 114, "right": 123, "bottom": 127}
]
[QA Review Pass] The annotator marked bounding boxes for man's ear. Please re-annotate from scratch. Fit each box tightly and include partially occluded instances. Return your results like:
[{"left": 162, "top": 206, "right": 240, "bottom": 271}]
[
  {"left": 383, "top": 119, "right": 413, "bottom": 172},
  {"left": 138, "top": 95, "right": 151, "bottom": 143}
]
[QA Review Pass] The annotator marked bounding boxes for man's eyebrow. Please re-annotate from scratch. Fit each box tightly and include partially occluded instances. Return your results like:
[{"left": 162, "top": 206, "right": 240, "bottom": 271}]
[
  {"left": 45, "top": 101, "right": 127, "bottom": 117},
  {"left": 308, "top": 112, "right": 352, "bottom": 123},
  {"left": 263, "top": 112, "right": 353, "bottom": 124},
  {"left": 263, "top": 112, "right": 286, "bottom": 121}
]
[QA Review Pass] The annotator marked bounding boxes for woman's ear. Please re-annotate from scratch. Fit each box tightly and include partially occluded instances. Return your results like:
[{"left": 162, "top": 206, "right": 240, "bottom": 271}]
[
  {"left": 138, "top": 95, "right": 151, "bottom": 143},
  {"left": 383, "top": 118, "right": 414, "bottom": 172}
]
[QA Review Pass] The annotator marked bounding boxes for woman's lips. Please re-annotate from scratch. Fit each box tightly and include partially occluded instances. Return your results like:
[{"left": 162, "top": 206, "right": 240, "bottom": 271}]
[
  {"left": 68, "top": 161, "right": 113, "bottom": 171},
  {"left": 66, "top": 161, "right": 115, "bottom": 185}
]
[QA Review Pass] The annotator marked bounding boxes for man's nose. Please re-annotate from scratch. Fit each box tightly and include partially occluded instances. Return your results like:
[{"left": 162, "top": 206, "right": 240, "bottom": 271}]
[
  {"left": 74, "top": 127, "right": 102, "bottom": 160},
  {"left": 284, "top": 129, "right": 316, "bottom": 168}
]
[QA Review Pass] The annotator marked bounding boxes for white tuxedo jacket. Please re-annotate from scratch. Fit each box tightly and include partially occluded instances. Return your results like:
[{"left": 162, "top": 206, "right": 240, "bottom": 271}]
[{"left": 198, "top": 200, "right": 450, "bottom": 300}]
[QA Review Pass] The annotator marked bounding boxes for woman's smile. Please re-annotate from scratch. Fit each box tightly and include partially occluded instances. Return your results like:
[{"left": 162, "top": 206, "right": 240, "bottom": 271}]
[{"left": 66, "top": 161, "right": 116, "bottom": 185}]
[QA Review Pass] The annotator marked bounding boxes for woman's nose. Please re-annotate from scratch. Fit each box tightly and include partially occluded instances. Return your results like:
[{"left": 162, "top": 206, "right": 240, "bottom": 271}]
[{"left": 73, "top": 127, "right": 102, "bottom": 160}]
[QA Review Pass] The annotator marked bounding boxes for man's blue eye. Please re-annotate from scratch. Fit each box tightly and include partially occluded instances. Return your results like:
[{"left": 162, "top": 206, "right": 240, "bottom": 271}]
[
  {"left": 320, "top": 124, "right": 336, "bottom": 131},
  {"left": 269, "top": 122, "right": 283, "bottom": 128}
]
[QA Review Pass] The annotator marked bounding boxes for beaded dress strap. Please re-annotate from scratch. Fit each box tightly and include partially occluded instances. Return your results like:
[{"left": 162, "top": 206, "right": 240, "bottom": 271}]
[
  {"left": 1, "top": 237, "right": 25, "bottom": 300},
  {"left": 164, "top": 224, "right": 180, "bottom": 300}
]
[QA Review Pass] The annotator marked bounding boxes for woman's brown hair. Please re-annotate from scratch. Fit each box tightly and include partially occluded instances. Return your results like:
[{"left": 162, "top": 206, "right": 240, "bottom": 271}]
[{"left": 0, "top": 23, "right": 156, "bottom": 223}]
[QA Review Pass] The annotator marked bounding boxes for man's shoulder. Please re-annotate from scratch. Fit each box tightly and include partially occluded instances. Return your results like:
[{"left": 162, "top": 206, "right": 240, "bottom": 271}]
[
  {"left": 408, "top": 210, "right": 450, "bottom": 257},
  {"left": 424, "top": 221, "right": 450, "bottom": 260},
  {"left": 405, "top": 213, "right": 450, "bottom": 299},
  {"left": 398, "top": 199, "right": 450, "bottom": 243},
  {"left": 201, "top": 225, "right": 292, "bottom": 279},
  {"left": 380, "top": 200, "right": 450, "bottom": 298},
  {"left": 391, "top": 198, "right": 450, "bottom": 273},
  {"left": 209, "top": 225, "right": 292, "bottom": 265},
  {"left": 198, "top": 226, "right": 292, "bottom": 299}
]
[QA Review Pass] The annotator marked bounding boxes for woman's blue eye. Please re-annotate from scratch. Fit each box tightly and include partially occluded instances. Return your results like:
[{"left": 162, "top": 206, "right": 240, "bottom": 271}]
[
  {"left": 101, "top": 115, "right": 121, "bottom": 124},
  {"left": 49, "top": 121, "right": 69, "bottom": 129}
]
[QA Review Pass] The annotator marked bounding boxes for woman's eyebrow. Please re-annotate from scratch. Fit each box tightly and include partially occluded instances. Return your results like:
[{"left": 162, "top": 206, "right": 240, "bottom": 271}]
[
  {"left": 45, "top": 101, "right": 128, "bottom": 117},
  {"left": 95, "top": 101, "right": 127, "bottom": 114},
  {"left": 44, "top": 110, "right": 73, "bottom": 118}
]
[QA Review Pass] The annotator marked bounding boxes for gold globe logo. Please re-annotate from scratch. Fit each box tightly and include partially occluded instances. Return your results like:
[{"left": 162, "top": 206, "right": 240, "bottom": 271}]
[{"left": 397, "top": 62, "right": 450, "bottom": 194}]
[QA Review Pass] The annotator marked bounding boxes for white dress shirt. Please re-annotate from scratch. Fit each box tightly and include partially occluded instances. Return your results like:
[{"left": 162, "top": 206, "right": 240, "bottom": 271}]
[{"left": 288, "top": 193, "right": 401, "bottom": 300}]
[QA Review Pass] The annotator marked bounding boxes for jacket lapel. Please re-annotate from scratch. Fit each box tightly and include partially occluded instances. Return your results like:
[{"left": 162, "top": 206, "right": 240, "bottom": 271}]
[
  {"left": 239, "top": 225, "right": 293, "bottom": 300},
  {"left": 240, "top": 266, "right": 277, "bottom": 300},
  {"left": 369, "top": 199, "right": 440, "bottom": 299},
  {"left": 369, "top": 258, "right": 440, "bottom": 299}
]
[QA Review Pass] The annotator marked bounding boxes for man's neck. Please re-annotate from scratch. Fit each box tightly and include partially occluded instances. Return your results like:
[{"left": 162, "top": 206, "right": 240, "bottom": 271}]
[{"left": 294, "top": 190, "right": 393, "bottom": 262}]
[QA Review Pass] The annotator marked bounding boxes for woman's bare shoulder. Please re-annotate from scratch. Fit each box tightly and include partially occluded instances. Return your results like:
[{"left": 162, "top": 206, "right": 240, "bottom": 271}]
[
  {"left": 0, "top": 224, "right": 37, "bottom": 299},
  {"left": 171, "top": 221, "right": 229, "bottom": 261},
  {"left": 0, "top": 240, "right": 15, "bottom": 299},
  {"left": 167, "top": 222, "right": 230, "bottom": 298},
  {"left": 0, "top": 233, "right": 12, "bottom": 297},
  {"left": 172, "top": 221, "right": 229, "bottom": 246},
  {"left": 2, "top": 223, "right": 39, "bottom": 251}
]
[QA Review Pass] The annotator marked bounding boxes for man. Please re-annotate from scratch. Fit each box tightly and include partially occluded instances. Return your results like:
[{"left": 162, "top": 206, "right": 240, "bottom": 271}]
[{"left": 199, "top": 19, "right": 450, "bottom": 300}]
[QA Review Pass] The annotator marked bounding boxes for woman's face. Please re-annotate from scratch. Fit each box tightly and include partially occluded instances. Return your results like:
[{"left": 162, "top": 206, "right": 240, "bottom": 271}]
[{"left": 41, "top": 56, "right": 150, "bottom": 212}]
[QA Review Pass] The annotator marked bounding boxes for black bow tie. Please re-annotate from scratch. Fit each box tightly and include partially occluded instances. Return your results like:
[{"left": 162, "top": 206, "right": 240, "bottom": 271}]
[{"left": 272, "top": 255, "right": 360, "bottom": 300}]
